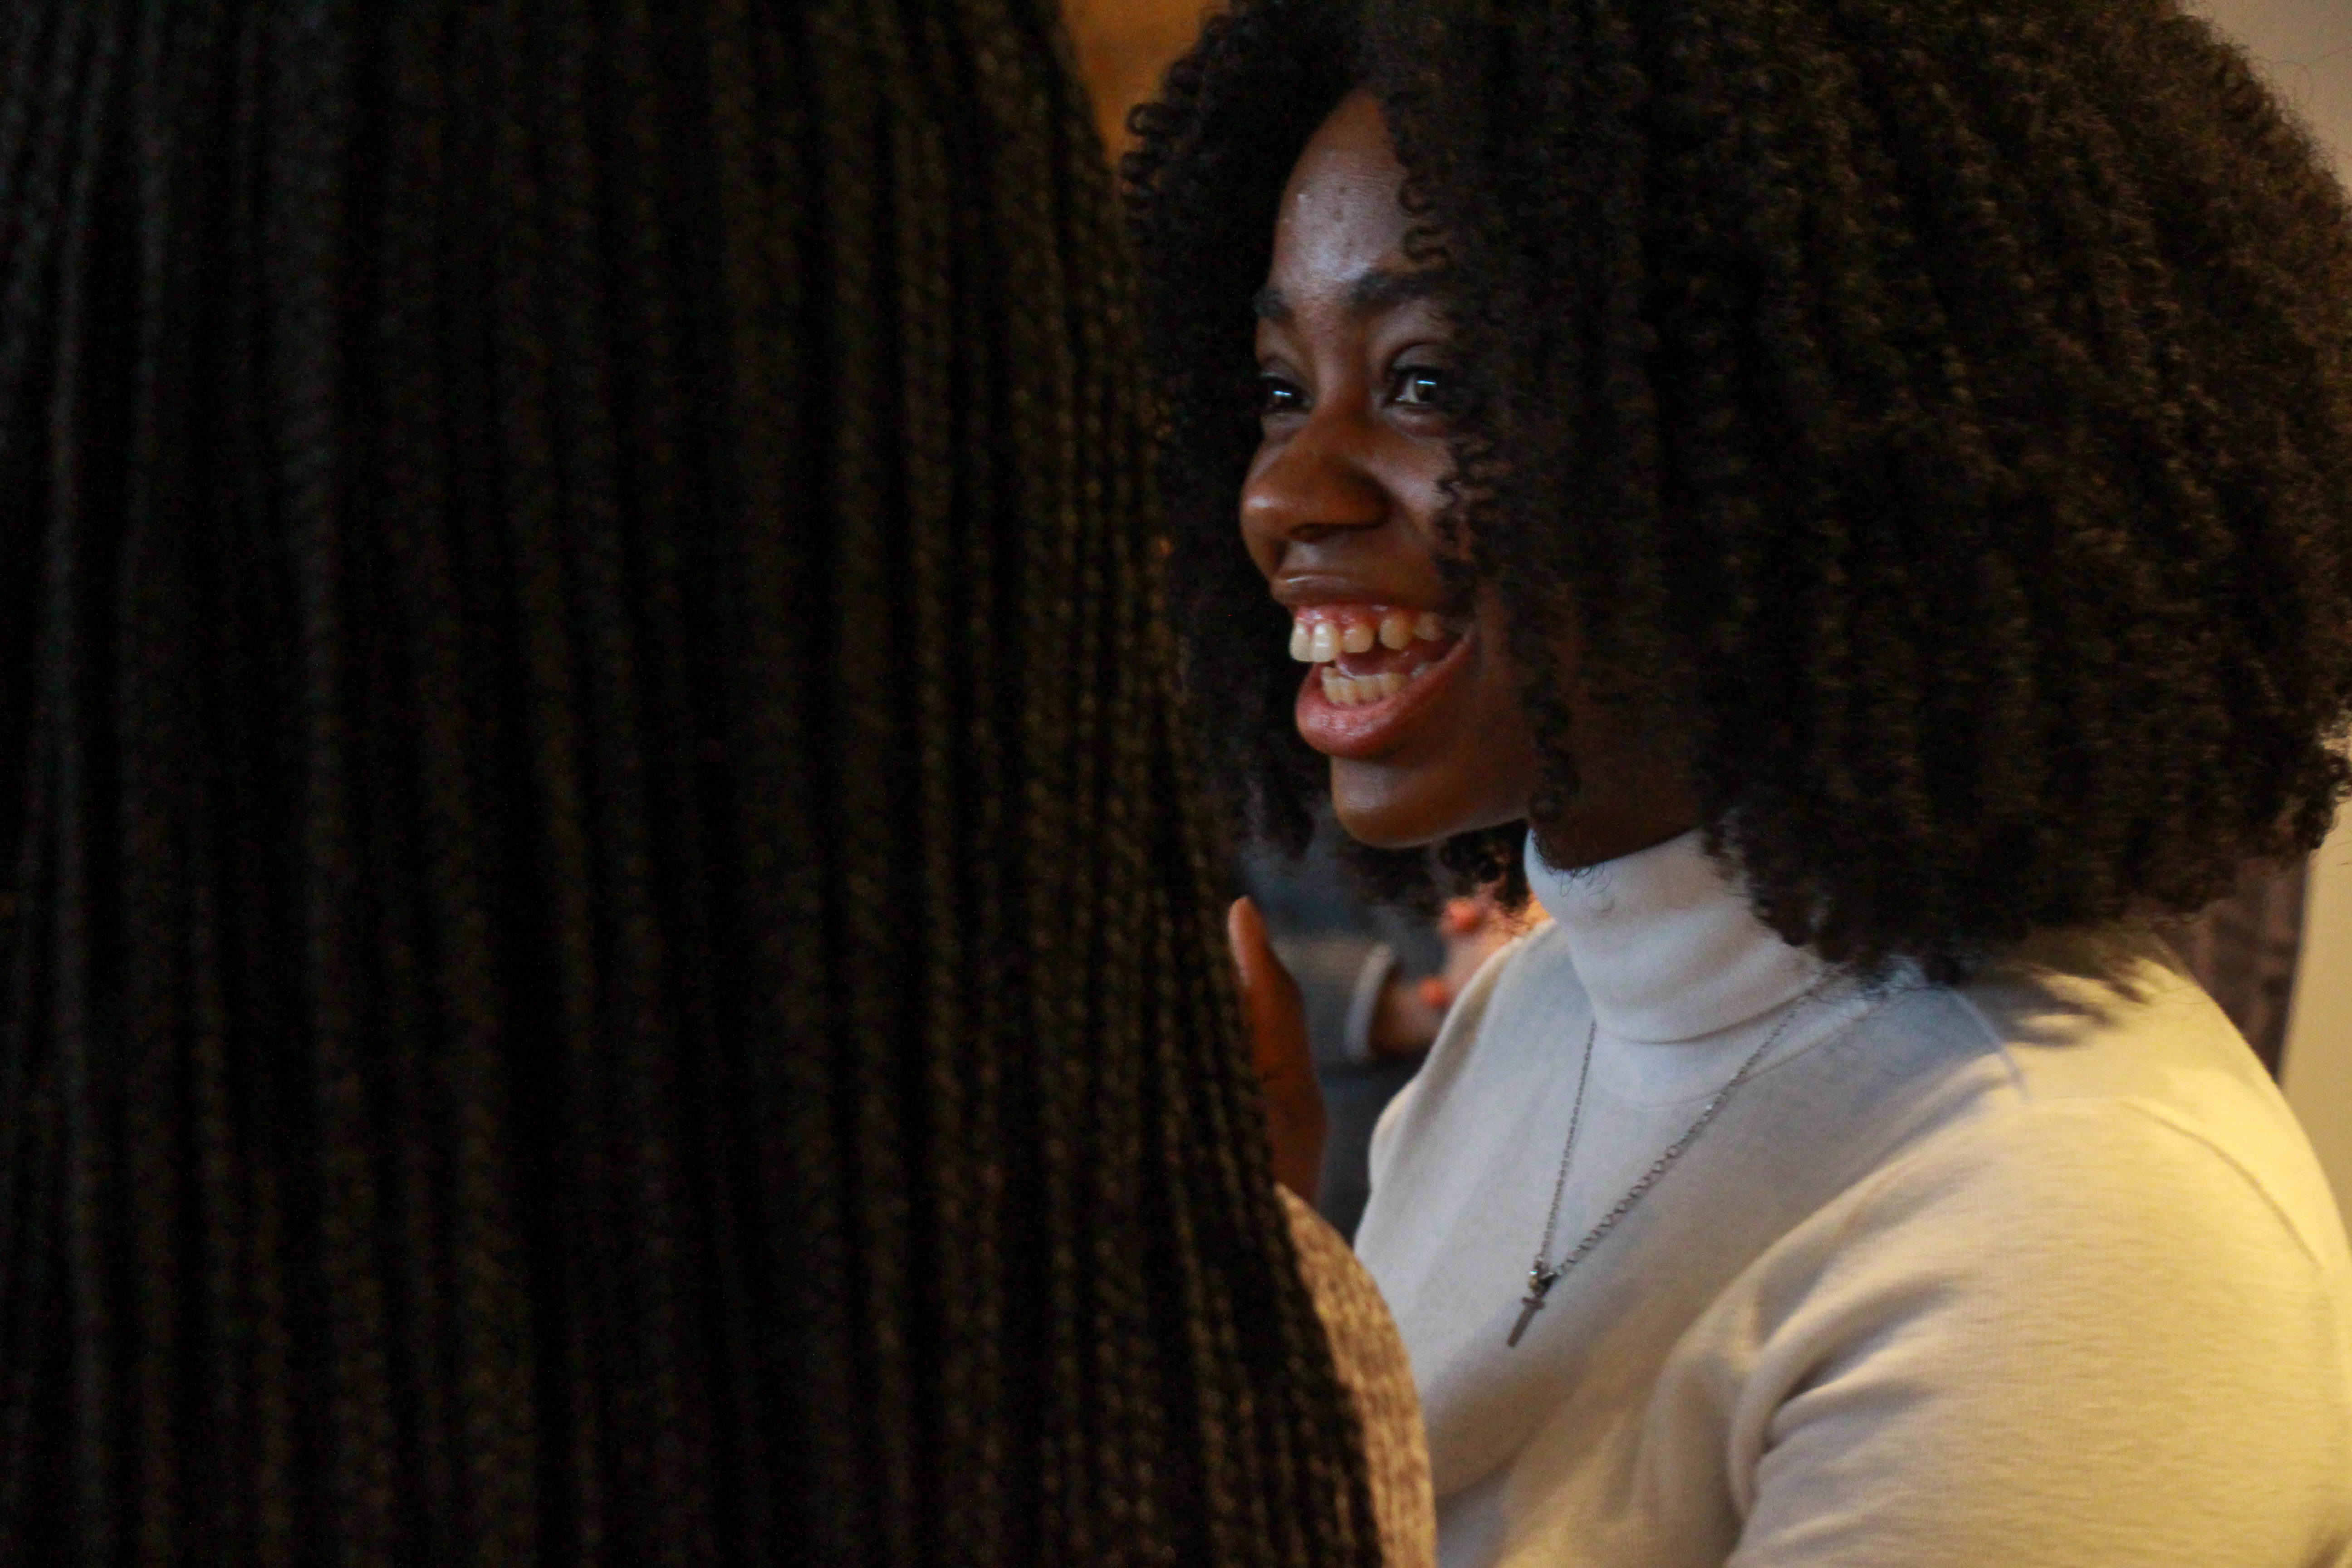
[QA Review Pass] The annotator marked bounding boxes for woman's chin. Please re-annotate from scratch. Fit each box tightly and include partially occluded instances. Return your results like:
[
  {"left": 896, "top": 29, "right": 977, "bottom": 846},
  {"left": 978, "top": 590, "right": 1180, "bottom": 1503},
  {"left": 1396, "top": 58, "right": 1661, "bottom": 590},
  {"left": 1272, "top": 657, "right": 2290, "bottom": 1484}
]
[{"left": 1328, "top": 762, "right": 1523, "bottom": 851}]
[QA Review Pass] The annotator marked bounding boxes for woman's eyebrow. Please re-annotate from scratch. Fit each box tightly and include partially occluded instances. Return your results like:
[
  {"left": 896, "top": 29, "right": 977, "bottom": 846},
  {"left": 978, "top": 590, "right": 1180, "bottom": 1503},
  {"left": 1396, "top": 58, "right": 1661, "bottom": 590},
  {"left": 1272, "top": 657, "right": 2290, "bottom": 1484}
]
[
  {"left": 1346, "top": 265, "right": 1447, "bottom": 313},
  {"left": 1250, "top": 266, "right": 1450, "bottom": 324}
]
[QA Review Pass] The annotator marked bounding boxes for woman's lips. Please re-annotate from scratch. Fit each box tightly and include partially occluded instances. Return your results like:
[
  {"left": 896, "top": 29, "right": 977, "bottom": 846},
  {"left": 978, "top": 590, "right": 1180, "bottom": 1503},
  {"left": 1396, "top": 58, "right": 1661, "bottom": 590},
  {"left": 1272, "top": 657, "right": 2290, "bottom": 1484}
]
[{"left": 1294, "top": 629, "right": 1473, "bottom": 759}]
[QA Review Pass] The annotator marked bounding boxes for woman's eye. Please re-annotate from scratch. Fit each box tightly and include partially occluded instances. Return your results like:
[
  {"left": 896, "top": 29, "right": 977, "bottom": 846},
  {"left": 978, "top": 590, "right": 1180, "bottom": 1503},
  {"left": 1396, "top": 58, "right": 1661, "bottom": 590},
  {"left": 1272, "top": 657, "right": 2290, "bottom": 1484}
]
[
  {"left": 1391, "top": 365, "right": 1447, "bottom": 410},
  {"left": 1257, "top": 375, "right": 1307, "bottom": 417}
]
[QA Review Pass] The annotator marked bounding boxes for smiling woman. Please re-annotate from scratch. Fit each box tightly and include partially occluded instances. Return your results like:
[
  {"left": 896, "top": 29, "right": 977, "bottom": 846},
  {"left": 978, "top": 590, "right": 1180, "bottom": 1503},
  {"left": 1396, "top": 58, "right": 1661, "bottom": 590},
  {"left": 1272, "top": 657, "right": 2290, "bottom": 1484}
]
[
  {"left": 1238, "top": 97, "right": 1540, "bottom": 850},
  {"left": 1126, "top": 0, "right": 2352, "bottom": 1563},
  {"left": 1240, "top": 92, "right": 1697, "bottom": 865}
]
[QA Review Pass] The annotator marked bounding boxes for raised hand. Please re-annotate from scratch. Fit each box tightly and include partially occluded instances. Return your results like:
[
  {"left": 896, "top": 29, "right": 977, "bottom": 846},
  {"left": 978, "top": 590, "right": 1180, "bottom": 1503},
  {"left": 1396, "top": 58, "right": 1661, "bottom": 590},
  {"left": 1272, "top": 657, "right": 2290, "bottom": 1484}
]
[{"left": 1229, "top": 897, "right": 1327, "bottom": 1202}]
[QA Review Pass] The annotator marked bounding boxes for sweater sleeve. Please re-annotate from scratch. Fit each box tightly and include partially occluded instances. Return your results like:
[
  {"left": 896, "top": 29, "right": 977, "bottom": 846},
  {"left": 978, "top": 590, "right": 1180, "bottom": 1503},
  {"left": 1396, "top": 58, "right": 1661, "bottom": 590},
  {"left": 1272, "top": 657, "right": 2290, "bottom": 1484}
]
[{"left": 1716, "top": 1101, "right": 2352, "bottom": 1568}]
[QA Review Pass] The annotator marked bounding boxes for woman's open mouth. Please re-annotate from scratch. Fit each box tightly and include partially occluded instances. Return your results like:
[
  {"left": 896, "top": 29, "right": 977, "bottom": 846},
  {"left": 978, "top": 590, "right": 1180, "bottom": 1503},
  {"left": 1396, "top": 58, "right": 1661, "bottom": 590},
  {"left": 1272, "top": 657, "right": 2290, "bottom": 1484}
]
[{"left": 1288, "top": 603, "right": 1470, "bottom": 758}]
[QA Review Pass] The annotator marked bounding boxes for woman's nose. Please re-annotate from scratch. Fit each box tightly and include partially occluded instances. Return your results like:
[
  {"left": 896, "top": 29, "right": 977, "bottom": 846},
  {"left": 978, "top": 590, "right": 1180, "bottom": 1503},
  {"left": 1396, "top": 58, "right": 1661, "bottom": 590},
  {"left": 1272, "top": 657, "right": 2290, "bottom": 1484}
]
[{"left": 1240, "top": 409, "right": 1390, "bottom": 555}]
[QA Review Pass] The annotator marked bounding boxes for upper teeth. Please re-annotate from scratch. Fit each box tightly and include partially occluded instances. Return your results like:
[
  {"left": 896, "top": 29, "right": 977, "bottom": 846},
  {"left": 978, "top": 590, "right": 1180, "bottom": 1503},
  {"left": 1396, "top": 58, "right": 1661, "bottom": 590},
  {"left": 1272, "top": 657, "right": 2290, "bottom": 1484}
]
[{"left": 1289, "top": 608, "right": 1451, "bottom": 663}]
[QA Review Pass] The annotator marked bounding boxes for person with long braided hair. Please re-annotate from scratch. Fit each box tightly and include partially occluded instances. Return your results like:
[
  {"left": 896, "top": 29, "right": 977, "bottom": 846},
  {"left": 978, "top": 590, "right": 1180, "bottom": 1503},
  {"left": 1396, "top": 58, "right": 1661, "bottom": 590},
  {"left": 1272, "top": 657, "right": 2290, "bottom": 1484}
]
[
  {"left": 0, "top": 2, "right": 1430, "bottom": 1563},
  {"left": 1128, "top": 0, "right": 2352, "bottom": 1562}
]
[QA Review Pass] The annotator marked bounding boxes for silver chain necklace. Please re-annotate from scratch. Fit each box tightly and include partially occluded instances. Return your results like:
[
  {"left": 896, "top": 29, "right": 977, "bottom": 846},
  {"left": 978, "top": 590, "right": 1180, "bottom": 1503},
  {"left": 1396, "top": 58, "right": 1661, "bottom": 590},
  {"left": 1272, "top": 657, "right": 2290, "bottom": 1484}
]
[{"left": 1507, "top": 987, "right": 1826, "bottom": 1348}]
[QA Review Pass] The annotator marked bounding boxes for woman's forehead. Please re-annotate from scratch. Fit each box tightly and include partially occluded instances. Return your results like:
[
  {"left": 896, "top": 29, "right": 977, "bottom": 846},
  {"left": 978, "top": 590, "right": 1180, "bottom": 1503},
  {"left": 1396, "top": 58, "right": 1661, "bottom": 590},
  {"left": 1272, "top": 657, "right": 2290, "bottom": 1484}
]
[{"left": 1265, "top": 92, "right": 1417, "bottom": 307}]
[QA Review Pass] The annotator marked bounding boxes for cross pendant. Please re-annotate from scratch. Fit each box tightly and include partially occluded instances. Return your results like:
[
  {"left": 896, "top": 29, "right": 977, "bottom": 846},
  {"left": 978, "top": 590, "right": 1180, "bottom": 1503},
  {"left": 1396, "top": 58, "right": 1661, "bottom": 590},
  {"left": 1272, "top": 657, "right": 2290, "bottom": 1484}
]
[{"left": 1507, "top": 1268, "right": 1560, "bottom": 1347}]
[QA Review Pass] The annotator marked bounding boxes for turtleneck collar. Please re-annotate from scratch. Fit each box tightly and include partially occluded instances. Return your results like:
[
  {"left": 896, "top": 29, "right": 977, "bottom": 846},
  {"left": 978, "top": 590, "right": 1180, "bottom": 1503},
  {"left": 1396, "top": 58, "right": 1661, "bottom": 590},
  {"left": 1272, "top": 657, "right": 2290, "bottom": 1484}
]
[{"left": 1524, "top": 828, "right": 1825, "bottom": 1044}]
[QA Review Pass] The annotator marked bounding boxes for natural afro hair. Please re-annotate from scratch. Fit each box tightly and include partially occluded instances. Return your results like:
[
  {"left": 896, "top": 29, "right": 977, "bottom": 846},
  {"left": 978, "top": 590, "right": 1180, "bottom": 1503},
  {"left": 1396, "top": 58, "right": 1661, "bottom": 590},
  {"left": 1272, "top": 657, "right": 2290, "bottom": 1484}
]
[{"left": 1125, "top": 0, "right": 2352, "bottom": 980}]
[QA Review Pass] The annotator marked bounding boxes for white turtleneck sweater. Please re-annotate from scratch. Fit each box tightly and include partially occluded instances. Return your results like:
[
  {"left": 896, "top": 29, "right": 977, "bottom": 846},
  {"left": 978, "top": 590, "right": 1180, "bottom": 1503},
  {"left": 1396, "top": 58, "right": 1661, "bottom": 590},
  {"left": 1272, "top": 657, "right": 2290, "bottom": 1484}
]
[{"left": 1353, "top": 830, "right": 2352, "bottom": 1568}]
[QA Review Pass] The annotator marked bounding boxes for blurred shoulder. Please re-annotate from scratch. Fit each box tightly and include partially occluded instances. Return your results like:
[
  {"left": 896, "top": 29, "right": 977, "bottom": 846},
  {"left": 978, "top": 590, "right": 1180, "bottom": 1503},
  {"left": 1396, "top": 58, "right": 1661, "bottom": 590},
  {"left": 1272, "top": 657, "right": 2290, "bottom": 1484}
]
[{"left": 1281, "top": 1189, "right": 1435, "bottom": 1568}]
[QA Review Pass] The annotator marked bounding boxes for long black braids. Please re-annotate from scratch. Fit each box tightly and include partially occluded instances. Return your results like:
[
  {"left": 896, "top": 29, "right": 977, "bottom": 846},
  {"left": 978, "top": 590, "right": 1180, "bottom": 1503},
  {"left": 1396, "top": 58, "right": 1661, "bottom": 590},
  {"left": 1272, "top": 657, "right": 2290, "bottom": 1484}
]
[
  {"left": 0, "top": 2, "right": 1384, "bottom": 1563},
  {"left": 1127, "top": 0, "right": 2352, "bottom": 978}
]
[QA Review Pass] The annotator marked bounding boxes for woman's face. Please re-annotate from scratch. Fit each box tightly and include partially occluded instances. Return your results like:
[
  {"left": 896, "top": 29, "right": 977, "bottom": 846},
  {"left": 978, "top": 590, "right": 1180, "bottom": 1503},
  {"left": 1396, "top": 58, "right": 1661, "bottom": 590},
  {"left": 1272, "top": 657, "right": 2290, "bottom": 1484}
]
[
  {"left": 1242, "top": 91, "right": 1700, "bottom": 866},
  {"left": 1241, "top": 90, "right": 1541, "bottom": 849}
]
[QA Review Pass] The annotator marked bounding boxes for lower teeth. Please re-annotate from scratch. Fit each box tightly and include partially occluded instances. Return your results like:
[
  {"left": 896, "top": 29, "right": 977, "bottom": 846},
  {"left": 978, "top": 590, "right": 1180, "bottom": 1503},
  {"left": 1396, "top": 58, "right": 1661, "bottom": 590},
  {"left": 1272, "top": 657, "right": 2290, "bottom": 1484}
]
[{"left": 1320, "top": 666, "right": 1425, "bottom": 706}]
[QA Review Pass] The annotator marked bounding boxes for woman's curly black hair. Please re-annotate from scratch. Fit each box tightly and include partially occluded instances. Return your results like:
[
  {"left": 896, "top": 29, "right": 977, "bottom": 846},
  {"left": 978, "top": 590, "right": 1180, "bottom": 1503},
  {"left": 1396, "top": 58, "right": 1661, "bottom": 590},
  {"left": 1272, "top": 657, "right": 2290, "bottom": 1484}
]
[{"left": 1125, "top": 0, "right": 2352, "bottom": 981}]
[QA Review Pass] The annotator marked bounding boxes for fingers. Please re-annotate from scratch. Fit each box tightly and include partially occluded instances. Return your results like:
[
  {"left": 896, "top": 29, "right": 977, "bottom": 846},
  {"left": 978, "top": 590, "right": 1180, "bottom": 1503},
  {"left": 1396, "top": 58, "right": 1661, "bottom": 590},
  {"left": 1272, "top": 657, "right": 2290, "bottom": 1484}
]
[
  {"left": 1227, "top": 899, "right": 1294, "bottom": 1058},
  {"left": 1228, "top": 896, "right": 1277, "bottom": 1022},
  {"left": 1229, "top": 897, "right": 1325, "bottom": 1201}
]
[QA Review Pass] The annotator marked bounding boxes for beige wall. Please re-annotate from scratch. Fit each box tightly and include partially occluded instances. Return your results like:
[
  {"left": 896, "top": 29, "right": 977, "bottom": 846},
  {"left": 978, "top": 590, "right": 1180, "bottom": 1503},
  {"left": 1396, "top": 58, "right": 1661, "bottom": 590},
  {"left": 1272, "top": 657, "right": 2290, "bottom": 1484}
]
[
  {"left": 2188, "top": 0, "right": 2352, "bottom": 162},
  {"left": 2289, "top": 812, "right": 2352, "bottom": 1222},
  {"left": 1063, "top": 0, "right": 1212, "bottom": 154},
  {"left": 2183, "top": 0, "right": 2352, "bottom": 1220}
]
